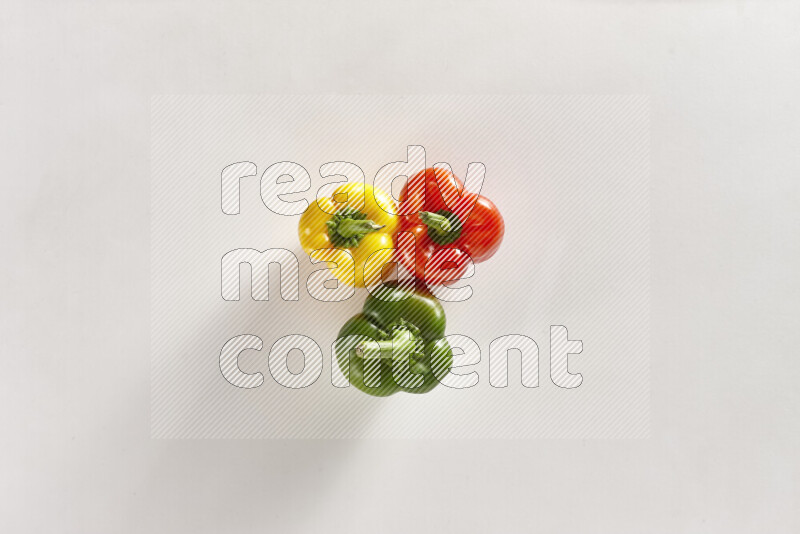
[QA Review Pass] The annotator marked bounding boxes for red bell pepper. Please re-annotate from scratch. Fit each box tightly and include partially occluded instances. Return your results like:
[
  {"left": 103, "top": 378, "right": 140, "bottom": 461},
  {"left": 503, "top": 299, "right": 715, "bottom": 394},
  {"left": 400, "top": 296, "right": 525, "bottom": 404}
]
[{"left": 396, "top": 166, "right": 504, "bottom": 286}]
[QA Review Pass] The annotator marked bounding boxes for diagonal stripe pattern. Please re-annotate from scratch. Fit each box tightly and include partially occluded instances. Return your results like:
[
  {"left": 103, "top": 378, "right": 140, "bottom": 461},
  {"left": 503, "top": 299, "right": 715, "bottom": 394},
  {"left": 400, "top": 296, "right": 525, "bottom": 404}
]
[{"left": 151, "top": 95, "right": 650, "bottom": 439}]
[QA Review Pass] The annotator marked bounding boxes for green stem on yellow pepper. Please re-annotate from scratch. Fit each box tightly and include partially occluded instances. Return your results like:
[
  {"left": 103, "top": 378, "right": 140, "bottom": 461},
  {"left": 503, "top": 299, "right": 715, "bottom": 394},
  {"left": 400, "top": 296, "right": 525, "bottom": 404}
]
[
  {"left": 335, "top": 218, "right": 384, "bottom": 238},
  {"left": 326, "top": 206, "right": 384, "bottom": 248}
]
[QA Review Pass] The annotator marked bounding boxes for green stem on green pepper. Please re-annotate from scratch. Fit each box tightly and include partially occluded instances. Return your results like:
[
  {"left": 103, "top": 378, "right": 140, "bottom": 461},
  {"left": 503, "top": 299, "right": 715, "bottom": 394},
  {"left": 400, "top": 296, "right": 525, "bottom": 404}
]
[{"left": 355, "top": 325, "right": 419, "bottom": 360}]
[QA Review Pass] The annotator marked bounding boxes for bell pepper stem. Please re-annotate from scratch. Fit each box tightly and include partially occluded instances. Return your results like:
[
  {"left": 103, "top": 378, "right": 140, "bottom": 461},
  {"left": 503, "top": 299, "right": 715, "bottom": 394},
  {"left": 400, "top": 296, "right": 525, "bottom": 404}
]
[
  {"left": 355, "top": 327, "right": 418, "bottom": 360},
  {"left": 334, "top": 218, "right": 384, "bottom": 239},
  {"left": 418, "top": 211, "right": 452, "bottom": 234}
]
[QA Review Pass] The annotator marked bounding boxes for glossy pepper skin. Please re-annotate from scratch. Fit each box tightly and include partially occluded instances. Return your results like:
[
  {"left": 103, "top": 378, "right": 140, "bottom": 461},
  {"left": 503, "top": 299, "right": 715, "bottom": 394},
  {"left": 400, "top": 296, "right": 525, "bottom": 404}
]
[
  {"left": 397, "top": 167, "right": 504, "bottom": 286},
  {"left": 334, "top": 282, "right": 453, "bottom": 397},
  {"left": 298, "top": 182, "right": 398, "bottom": 287}
]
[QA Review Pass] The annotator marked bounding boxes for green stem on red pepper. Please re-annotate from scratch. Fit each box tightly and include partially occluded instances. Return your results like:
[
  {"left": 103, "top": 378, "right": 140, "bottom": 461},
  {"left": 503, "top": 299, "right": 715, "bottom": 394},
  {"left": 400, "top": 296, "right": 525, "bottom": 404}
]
[
  {"left": 418, "top": 210, "right": 463, "bottom": 245},
  {"left": 418, "top": 211, "right": 452, "bottom": 233}
]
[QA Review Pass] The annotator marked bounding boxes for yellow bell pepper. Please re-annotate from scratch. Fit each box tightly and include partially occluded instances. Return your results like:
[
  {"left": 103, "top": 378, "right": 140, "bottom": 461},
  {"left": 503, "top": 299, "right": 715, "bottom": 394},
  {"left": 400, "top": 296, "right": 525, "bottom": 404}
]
[{"left": 298, "top": 182, "right": 398, "bottom": 287}]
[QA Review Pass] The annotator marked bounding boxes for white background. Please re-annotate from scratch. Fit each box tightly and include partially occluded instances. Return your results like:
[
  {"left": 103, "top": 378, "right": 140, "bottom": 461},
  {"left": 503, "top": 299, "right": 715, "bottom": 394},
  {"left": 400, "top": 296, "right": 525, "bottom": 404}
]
[
  {"left": 1, "top": 1, "right": 798, "bottom": 532},
  {"left": 150, "top": 95, "right": 650, "bottom": 439}
]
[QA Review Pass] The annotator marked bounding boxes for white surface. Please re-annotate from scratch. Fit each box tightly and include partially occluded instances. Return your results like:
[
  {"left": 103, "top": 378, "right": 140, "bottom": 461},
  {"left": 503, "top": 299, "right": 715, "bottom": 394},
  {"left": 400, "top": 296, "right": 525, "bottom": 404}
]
[
  {"left": 150, "top": 95, "right": 650, "bottom": 439},
  {"left": 1, "top": 1, "right": 799, "bottom": 532}
]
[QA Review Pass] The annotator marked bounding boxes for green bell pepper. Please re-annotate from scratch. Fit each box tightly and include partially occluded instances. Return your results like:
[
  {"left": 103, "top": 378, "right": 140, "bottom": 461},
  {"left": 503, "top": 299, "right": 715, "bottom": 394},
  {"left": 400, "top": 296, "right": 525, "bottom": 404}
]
[{"left": 334, "top": 282, "right": 453, "bottom": 397}]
